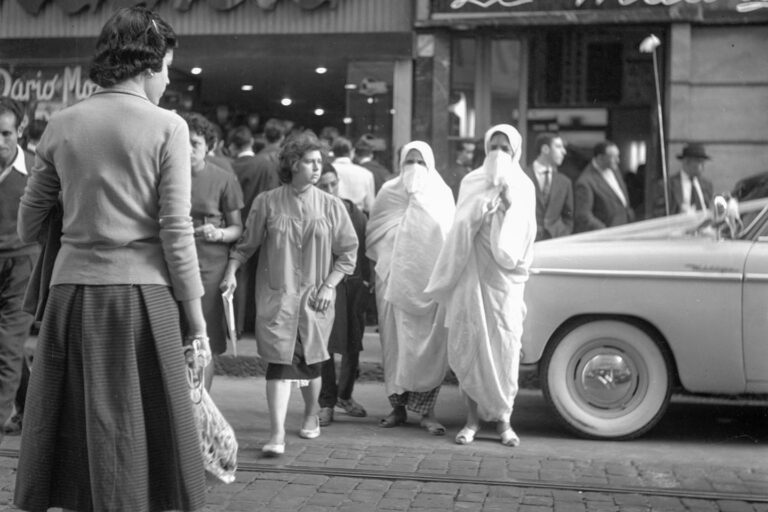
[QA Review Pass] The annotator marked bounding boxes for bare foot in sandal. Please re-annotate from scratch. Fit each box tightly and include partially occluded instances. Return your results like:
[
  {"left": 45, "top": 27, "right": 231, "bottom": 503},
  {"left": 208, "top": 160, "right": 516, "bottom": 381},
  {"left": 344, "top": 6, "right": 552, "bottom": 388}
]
[
  {"left": 455, "top": 425, "right": 479, "bottom": 445},
  {"left": 419, "top": 412, "right": 446, "bottom": 436},
  {"left": 379, "top": 406, "right": 407, "bottom": 428},
  {"left": 497, "top": 421, "right": 520, "bottom": 447}
]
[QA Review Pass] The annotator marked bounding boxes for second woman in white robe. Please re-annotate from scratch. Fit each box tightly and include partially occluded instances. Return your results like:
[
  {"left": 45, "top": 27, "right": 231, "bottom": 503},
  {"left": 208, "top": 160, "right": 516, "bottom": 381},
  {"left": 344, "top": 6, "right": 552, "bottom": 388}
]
[{"left": 425, "top": 124, "right": 536, "bottom": 447}]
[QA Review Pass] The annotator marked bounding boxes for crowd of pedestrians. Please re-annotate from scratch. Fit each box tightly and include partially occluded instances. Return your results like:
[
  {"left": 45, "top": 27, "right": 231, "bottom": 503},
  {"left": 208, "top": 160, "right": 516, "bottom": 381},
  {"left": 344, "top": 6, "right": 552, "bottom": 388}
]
[{"left": 0, "top": 5, "right": 723, "bottom": 512}]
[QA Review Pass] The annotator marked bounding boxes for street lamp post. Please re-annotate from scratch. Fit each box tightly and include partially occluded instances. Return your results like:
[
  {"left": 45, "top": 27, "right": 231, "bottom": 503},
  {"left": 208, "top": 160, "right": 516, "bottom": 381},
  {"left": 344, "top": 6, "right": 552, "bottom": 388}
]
[{"left": 639, "top": 34, "right": 669, "bottom": 216}]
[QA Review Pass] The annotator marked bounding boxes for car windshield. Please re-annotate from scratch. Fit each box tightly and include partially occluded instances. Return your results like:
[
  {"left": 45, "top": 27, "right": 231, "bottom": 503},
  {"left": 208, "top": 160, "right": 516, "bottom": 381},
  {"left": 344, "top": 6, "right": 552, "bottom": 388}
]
[{"left": 547, "top": 198, "right": 768, "bottom": 243}]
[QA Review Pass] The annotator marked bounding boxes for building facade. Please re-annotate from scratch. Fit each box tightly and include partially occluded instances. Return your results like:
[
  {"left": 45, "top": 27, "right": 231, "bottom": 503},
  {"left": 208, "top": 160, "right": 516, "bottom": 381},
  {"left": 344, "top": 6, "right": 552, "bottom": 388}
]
[
  {"left": 1, "top": 0, "right": 415, "bottom": 167},
  {"left": 414, "top": 0, "right": 768, "bottom": 216}
]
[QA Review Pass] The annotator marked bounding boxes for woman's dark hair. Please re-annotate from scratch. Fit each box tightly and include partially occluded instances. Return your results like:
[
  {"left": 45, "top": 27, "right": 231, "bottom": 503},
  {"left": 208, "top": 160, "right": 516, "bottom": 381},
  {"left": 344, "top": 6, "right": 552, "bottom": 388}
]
[
  {"left": 181, "top": 112, "right": 216, "bottom": 149},
  {"left": 278, "top": 131, "right": 326, "bottom": 184},
  {"left": 89, "top": 6, "right": 177, "bottom": 88}
]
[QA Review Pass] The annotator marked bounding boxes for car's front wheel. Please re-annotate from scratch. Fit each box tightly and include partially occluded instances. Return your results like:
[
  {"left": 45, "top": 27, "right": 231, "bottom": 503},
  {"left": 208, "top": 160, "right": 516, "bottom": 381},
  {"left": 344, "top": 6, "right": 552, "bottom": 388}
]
[{"left": 541, "top": 319, "right": 672, "bottom": 440}]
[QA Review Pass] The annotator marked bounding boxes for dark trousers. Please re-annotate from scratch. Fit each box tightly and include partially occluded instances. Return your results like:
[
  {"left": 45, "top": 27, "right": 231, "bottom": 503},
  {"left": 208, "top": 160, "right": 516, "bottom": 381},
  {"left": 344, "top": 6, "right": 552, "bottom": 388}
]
[
  {"left": 0, "top": 255, "right": 35, "bottom": 429},
  {"left": 319, "top": 352, "right": 360, "bottom": 408}
]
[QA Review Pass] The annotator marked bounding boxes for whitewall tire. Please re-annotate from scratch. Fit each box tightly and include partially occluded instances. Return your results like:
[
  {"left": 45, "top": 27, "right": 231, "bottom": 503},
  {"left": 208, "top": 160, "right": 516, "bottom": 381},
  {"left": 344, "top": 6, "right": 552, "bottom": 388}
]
[{"left": 541, "top": 319, "right": 672, "bottom": 440}]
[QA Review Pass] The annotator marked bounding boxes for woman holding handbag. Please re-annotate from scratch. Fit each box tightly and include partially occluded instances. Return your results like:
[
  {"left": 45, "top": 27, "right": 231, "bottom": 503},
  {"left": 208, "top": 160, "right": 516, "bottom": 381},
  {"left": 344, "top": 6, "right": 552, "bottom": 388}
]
[{"left": 15, "top": 7, "right": 208, "bottom": 511}]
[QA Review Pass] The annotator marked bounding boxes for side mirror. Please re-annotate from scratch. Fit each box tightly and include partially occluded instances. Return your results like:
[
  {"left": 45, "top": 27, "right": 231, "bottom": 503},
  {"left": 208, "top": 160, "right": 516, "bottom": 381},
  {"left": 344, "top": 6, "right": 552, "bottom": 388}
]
[{"left": 712, "top": 195, "right": 728, "bottom": 224}]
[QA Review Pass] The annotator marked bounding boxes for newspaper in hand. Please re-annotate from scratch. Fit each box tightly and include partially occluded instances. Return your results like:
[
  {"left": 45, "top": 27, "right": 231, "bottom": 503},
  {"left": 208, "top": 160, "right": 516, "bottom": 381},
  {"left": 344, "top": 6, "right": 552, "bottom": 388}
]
[{"left": 221, "top": 289, "right": 238, "bottom": 357}]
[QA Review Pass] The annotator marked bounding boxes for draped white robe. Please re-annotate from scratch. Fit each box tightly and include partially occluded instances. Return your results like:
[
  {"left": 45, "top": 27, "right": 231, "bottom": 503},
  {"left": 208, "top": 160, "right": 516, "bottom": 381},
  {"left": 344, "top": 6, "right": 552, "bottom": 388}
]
[
  {"left": 425, "top": 125, "right": 536, "bottom": 421},
  {"left": 366, "top": 141, "right": 455, "bottom": 396}
]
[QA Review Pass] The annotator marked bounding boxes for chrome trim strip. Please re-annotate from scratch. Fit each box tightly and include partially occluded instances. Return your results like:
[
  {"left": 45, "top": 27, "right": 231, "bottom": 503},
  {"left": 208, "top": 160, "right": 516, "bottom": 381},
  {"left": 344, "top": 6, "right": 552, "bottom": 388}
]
[
  {"left": 744, "top": 273, "right": 768, "bottom": 282},
  {"left": 531, "top": 268, "right": 742, "bottom": 281}
]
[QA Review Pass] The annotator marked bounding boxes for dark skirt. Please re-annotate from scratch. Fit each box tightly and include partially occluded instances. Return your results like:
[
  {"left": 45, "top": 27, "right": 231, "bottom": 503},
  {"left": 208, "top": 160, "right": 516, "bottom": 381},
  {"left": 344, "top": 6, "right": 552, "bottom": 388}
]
[
  {"left": 265, "top": 335, "right": 321, "bottom": 380},
  {"left": 195, "top": 241, "right": 230, "bottom": 355},
  {"left": 14, "top": 284, "right": 207, "bottom": 512}
]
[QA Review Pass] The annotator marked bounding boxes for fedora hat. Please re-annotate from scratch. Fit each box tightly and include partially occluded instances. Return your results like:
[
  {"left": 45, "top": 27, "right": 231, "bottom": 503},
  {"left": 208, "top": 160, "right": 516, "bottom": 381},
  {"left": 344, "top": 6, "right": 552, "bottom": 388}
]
[{"left": 677, "top": 143, "right": 710, "bottom": 160}]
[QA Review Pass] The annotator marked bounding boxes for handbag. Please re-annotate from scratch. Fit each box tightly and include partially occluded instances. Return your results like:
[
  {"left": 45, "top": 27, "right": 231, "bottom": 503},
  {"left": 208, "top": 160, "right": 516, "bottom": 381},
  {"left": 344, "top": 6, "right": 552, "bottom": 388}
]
[{"left": 184, "top": 336, "right": 238, "bottom": 484}]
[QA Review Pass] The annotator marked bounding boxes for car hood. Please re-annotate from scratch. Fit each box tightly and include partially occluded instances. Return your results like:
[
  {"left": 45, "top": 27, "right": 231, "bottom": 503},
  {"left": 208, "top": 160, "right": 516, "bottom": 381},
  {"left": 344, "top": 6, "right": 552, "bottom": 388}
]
[{"left": 529, "top": 201, "right": 764, "bottom": 274}]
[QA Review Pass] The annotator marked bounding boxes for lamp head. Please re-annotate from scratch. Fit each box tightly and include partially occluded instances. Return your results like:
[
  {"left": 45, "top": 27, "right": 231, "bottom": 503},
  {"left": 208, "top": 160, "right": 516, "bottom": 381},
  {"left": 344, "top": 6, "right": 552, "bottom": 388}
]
[{"left": 639, "top": 34, "right": 661, "bottom": 53}]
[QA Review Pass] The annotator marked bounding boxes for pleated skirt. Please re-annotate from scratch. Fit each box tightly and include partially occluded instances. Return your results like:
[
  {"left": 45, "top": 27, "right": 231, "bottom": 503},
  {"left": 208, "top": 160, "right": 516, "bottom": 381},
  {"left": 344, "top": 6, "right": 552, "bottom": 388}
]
[{"left": 14, "top": 284, "right": 207, "bottom": 512}]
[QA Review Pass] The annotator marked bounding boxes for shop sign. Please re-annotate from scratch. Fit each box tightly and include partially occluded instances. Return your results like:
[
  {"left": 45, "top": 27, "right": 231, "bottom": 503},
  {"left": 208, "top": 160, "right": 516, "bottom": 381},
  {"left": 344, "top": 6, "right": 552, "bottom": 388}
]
[
  {"left": 432, "top": 0, "right": 768, "bottom": 16},
  {"left": 0, "top": 65, "right": 97, "bottom": 115},
  {"left": 359, "top": 78, "right": 388, "bottom": 96},
  {"left": 16, "top": 0, "right": 339, "bottom": 16}
]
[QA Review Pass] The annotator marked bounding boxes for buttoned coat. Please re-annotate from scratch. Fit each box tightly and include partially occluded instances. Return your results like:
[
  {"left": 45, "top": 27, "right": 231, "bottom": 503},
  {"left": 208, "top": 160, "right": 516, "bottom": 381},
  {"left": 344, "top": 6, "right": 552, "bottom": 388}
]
[
  {"left": 574, "top": 162, "right": 634, "bottom": 232},
  {"left": 525, "top": 166, "right": 573, "bottom": 240}
]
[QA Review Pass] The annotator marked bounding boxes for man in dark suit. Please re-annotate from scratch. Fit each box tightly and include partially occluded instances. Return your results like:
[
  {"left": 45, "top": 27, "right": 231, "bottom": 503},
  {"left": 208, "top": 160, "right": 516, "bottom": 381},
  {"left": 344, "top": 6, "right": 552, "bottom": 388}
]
[
  {"left": 652, "top": 142, "right": 714, "bottom": 217},
  {"left": 525, "top": 133, "right": 573, "bottom": 240},
  {"left": 574, "top": 141, "right": 635, "bottom": 232},
  {"left": 354, "top": 134, "right": 393, "bottom": 194}
]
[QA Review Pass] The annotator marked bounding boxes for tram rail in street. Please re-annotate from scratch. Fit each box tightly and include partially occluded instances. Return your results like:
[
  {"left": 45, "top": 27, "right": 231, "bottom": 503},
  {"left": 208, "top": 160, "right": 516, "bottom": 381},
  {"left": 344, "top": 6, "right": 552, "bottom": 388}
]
[{"left": 2, "top": 448, "right": 765, "bottom": 505}]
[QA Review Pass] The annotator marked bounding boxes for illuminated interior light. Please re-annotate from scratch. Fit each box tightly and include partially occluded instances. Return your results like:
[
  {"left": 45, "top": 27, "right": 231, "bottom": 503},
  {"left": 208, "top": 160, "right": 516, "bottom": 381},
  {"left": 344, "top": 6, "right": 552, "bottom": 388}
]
[
  {"left": 241, "top": 84, "right": 253, "bottom": 91},
  {"left": 190, "top": 67, "right": 202, "bottom": 75},
  {"left": 281, "top": 97, "right": 293, "bottom": 106},
  {"left": 315, "top": 66, "right": 328, "bottom": 74},
  {"left": 314, "top": 108, "right": 325, "bottom": 116}
]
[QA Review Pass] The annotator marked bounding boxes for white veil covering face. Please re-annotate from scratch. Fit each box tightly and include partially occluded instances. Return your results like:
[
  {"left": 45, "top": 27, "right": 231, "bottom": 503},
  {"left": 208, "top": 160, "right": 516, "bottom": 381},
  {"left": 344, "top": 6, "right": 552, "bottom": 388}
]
[
  {"left": 482, "top": 124, "right": 523, "bottom": 188},
  {"left": 426, "top": 123, "right": 537, "bottom": 299},
  {"left": 366, "top": 141, "right": 456, "bottom": 314}
]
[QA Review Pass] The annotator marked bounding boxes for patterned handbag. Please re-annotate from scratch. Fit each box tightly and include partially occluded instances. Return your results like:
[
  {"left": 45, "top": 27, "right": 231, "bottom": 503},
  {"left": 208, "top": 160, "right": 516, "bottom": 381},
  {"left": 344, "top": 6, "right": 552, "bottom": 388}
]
[{"left": 185, "top": 336, "right": 238, "bottom": 484}]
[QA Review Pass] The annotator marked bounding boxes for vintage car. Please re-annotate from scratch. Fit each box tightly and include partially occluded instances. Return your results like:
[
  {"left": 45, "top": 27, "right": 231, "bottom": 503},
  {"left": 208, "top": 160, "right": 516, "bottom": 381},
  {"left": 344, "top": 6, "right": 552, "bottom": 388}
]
[{"left": 521, "top": 196, "right": 768, "bottom": 440}]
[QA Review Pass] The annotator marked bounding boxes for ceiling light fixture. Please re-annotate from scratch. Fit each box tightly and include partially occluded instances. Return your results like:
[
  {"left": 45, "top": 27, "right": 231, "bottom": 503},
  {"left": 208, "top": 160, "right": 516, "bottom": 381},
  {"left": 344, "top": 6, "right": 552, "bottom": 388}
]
[
  {"left": 241, "top": 84, "right": 254, "bottom": 91},
  {"left": 343, "top": 117, "right": 353, "bottom": 125},
  {"left": 344, "top": 83, "right": 357, "bottom": 90},
  {"left": 314, "top": 108, "right": 325, "bottom": 116},
  {"left": 281, "top": 97, "right": 293, "bottom": 106},
  {"left": 315, "top": 66, "right": 328, "bottom": 74},
  {"left": 191, "top": 67, "right": 202, "bottom": 75}
]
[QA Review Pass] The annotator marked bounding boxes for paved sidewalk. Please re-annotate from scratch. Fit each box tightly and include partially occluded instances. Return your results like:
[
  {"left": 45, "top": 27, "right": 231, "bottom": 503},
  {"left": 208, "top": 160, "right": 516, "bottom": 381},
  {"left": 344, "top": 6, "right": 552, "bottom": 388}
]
[{"left": 5, "top": 332, "right": 766, "bottom": 511}]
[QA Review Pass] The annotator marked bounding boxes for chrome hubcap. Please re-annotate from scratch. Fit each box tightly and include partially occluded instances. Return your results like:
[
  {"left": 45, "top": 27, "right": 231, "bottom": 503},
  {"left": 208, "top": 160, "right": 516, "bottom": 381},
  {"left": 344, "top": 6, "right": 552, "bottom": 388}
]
[{"left": 572, "top": 346, "right": 641, "bottom": 410}]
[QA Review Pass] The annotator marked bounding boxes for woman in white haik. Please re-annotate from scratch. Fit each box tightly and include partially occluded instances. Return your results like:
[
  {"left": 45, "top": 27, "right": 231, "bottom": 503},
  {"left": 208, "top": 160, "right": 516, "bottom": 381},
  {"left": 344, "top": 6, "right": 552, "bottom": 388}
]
[
  {"left": 425, "top": 124, "right": 536, "bottom": 447},
  {"left": 366, "top": 141, "right": 455, "bottom": 435}
]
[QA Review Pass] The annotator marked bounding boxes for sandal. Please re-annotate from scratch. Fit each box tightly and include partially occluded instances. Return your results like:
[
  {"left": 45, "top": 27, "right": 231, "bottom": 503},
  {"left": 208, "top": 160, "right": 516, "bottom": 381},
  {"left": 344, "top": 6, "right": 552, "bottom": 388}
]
[
  {"left": 379, "top": 408, "right": 407, "bottom": 428},
  {"left": 455, "top": 426, "right": 478, "bottom": 445},
  {"left": 420, "top": 418, "right": 446, "bottom": 436},
  {"left": 499, "top": 427, "right": 520, "bottom": 447}
]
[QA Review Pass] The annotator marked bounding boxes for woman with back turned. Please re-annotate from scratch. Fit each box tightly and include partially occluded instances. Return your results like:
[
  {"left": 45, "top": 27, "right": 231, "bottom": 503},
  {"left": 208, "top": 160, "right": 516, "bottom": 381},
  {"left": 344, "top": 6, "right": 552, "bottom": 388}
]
[{"left": 15, "top": 7, "right": 208, "bottom": 511}]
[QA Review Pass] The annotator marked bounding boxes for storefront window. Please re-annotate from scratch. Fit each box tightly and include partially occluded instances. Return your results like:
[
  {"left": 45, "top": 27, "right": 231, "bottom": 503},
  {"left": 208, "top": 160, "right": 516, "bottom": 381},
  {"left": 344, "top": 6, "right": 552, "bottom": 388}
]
[
  {"left": 490, "top": 39, "right": 522, "bottom": 128},
  {"left": 449, "top": 38, "right": 476, "bottom": 140}
]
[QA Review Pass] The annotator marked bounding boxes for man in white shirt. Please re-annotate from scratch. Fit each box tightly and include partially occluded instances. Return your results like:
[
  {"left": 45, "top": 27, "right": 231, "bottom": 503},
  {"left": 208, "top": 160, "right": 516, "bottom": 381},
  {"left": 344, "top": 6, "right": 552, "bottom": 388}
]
[
  {"left": 0, "top": 97, "right": 37, "bottom": 439},
  {"left": 653, "top": 143, "right": 714, "bottom": 216},
  {"left": 574, "top": 141, "right": 635, "bottom": 232},
  {"left": 331, "top": 137, "right": 375, "bottom": 214}
]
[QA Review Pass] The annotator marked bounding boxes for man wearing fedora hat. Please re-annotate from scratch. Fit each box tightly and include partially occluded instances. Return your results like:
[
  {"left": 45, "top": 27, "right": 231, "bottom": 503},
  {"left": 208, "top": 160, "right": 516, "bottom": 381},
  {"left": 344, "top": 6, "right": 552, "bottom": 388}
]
[{"left": 653, "top": 142, "right": 714, "bottom": 217}]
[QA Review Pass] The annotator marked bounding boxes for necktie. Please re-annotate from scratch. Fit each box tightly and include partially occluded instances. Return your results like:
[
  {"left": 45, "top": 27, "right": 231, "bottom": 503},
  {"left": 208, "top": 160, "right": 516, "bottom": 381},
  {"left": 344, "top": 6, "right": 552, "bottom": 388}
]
[
  {"left": 542, "top": 169, "right": 551, "bottom": 197},
  {"left": 692, "top": 177, "right": 706, "bottom": 210}
]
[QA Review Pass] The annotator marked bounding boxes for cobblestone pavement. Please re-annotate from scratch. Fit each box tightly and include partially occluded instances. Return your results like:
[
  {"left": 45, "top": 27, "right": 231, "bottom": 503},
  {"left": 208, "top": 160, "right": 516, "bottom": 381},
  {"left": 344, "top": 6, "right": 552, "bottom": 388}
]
[
  {"left": 0, "top": 456, "right": 766, "bottom": 512},
  {"left": 5, "top": 336, "right": 766, "bottom": 511}
]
